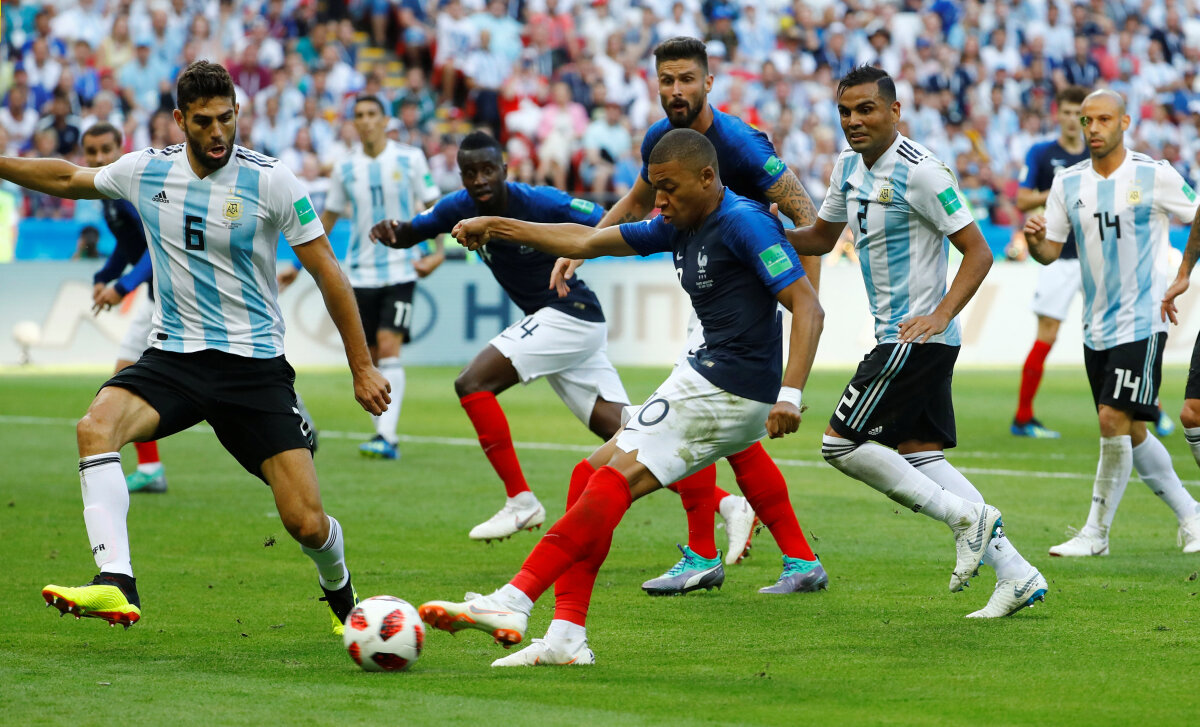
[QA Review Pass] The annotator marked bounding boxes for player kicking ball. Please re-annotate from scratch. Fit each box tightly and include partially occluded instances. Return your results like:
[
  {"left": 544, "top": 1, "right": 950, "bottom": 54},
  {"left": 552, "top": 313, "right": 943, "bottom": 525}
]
[
  {"left": 1026, "top": 89, "right": 1200, "bottom": 556},
  {"left": 788, "top": 67, "right": 1046, "bottom": 618},
  {"left": 418, "top": 128, "right": 824, "bottom": 666},
  {"left": 0, "top": 62, "right": 389, "bottom": 633}
]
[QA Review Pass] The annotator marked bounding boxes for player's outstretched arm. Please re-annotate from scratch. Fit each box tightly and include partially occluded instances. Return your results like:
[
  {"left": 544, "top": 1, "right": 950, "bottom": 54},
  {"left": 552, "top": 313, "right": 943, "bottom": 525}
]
[
  {"left": 1023, "top": 213, "right": 1064, "bottom": 265},
  {"left": 768, "top": 277, "right": 824, "bottom": 439},
  {"left": 454, "top": 217, "right": 636, "bottom": 260},
  {"left": 369, "top": 218, "right": 427, "bottom": 249},
  {"left": 785, "top": 218, "right": 845, "bottom": 256},
  {"left": 1163, "top": 207, "right": 1200, "bottom": 324},
  {"left": 0, "top": 156, "right": 106, "bottom": 199},
  {"left": 293, "top": 235, "right": 391, "bottom": 416},
  {"left": 898, "top": 222, "right": 993, "bottom": 344},
  {"left": 550, "top": 175, "right": 659, "bottom": 296}
]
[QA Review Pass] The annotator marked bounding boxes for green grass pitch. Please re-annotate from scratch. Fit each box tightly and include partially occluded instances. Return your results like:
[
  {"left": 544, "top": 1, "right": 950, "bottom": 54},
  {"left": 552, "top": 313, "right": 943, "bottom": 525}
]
[{"left": 2, "top": 365, "right": 1199, "bottom": 725}]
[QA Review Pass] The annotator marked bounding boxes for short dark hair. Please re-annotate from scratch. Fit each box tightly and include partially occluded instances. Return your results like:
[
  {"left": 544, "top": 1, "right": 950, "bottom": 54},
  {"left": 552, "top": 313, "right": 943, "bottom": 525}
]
[
  {"left": 1057, "top": 85, "right": 1089, "bottom": 106},
  {"left": 353, "top": 95, "right": 387, "bottom": 115},
  {"left": 175, "top": 60, "right": 236, "bottom": 115},
  {"left": 82, "top": 122, "right": 123, "bottom": 146},
  {"left": 837, "top": 65, "right": 896, "bottom": 103},
  {"left": 648, "top": 128, "right": 719, "bottom": 176},
  {"left": 459, "top": 130, "right": 503, "bottom": 154},
  {"left": 653, "top": 37, "right": 709, "bottom": 75}
]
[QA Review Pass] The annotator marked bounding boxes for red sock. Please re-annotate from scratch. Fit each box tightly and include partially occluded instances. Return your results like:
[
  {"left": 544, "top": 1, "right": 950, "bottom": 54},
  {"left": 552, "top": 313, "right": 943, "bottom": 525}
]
[
  {"left": 460, "top": 392, "right": 529, "bottom": 497},
  {"left": 1016, "top": 340, "right": 1052, "bottom": 424},
  {"left": 134, "top": 441, "right": 160, "bottom": 466},
  {"left": 510, "top": 466, "right": 632, "bottom": 603},
  {"left": 553, "top": 460, "right": 607, "bottom": 626},
  {"left": 664, "top": 466, "right": 718, "bottom": 559},
  {"left": 728, "top": 443, "right": 816, "bottom": 561}
]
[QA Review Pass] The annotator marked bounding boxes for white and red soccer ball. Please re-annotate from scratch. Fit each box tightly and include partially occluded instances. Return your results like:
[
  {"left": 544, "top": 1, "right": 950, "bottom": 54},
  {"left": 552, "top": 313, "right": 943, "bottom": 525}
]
[{"left": 342, "top": 596, "right": 424, "bottom": 672}]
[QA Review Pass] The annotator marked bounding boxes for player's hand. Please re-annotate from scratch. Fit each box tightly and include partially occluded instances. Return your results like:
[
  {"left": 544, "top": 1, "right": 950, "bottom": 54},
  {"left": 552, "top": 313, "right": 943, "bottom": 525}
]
[
  {"left": 452, "top": 217, "right": 492, "bottom": 250},
  {"left": 897, "top": 311, "right": 950, "bottom": 343},
  {"left": 550, "top": 257, "right": 583, "bottom": 298},
  {"left": 1162, "top": 275, "right": 1190, "bottom": 324},
  {"left": 353, "top": 365, "right": 392, "bottom": 416},
  {"left": 277, "top": 265, "right": 300, "bottom": 291},
  {"left": 766, "top": 402, "right": 802, "bottom": 438},
  {"left": 92, "top": 282, "right": 105, "bottom": 304},
  {"left": 769, "top": 202, "right": 779, "bottom": 218},
  {"left": 91, "top": 285, "right": 123, "bottom": 315},
  {"left": 1022, "top": 214, "right": 1047, "bottom": 246},
  {"left": 413, "top": 251, "right": 444, "bottom": 278},
  {"left": 369, "top": 219, "right": 400, "bottom": 247}
]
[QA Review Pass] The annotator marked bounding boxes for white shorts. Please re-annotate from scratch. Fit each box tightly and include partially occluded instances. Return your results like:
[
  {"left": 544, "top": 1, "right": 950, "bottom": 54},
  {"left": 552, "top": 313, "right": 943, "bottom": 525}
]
[
  {"left": 1030, "top": 257, "right": 1082, "bottom": 321},
  {"left": 616, "top": 363, "right": 770, "bottom": 486},
  {"left": 116, "top": 294, "right": 154, "bottom": 362},
  {"left": 489, "top": 306, "right": 629, "bottom": 425}
]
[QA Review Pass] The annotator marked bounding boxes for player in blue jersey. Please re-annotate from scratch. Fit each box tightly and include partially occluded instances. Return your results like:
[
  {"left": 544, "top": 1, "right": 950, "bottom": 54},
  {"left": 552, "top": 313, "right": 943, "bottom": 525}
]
[
  {"left": 82, "top": 122, "right": 168, "bottom": 494},
  {"left": 417, "top": 128, "right": 824, "bottom": 666},
  {"left": 369, "top": 131, "right": 630, "bottom": 542},
  {"left": 553, "top": 37, "right": 823, "bottom": 590},
  {"left": 1011, "top": 85, "right": 1089, "bottom": 439},
  {"left": 0, "top": 61, "right": 390, "bottom": 634},
  {"left": 788, "top": 67, "right": 1046, "bottom": 618}
]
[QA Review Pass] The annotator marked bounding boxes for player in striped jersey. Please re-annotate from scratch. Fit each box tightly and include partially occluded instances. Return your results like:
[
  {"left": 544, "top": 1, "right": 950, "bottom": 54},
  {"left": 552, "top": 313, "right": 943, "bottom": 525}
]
[
  {"left": 1025, "top": 89, "right": 1200, "bottom": 556},
  {"left": 0, "top": 62, "right": 390, "bottom": 633},
  {"left": 284, "top": 95, "right": 443, "bottom": 461},
  {"left": 789, "top": 66, "right": 1046, "bottom": 618}
]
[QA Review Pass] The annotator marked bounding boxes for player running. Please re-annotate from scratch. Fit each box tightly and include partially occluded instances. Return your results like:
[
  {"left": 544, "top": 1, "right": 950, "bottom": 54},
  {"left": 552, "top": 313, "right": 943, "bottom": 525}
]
[
  {"left": 419, "top": 128, "right": 824, "bottom": 666},
  {"left": 1025, "top": 89, "right": 1200, "bottom": 556},
  {"left": 554, "top": 37, "right": 823, "bottom": 588},
  {"left": 1, "top": 61, "right": 389, "bottom": 634},
  {"left": 281, "top": 95, "right": 442, "bottom": 461},
  {"left": 788, "top": 66, "right": 1046, "bottom": 618}
]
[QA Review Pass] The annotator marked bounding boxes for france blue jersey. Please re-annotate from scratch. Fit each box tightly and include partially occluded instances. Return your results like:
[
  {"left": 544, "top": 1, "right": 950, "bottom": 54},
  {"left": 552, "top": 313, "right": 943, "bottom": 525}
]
[
  {"left": 94, "top": 145, "right": 326, "bottom": 358},
  {"left": 620, "top": 190, "right": 806, "bottom": 404},
  {"left": 1019, "top": 139, "right": 1088, "bottom": 258},
  {"left": 641, "top": 107, "right": 786, "bottom": 206},
  {"left": 93, "top": 198, "right": 154, "bottom": 299},
  {"left": 409, "top": 182, "right": 607, "bottom": 322}
]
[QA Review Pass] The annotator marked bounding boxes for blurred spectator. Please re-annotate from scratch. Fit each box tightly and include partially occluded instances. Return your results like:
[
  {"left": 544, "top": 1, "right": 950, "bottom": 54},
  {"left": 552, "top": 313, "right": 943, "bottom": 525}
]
[
  {"left": 472, "top": 0, "right": 524, "bottom": 66},
  {"left": 71, "top": 225, "right": 101, "bottom": 260},
  {"left": 658, "top": 2, "right": 703, "bottom": 42},
  {"left": 119, "top": 40, "right": 168, "bottom": 114},
  {"left": 580, "top": 100, "right": 630, "bottom": 197},
  {"left": 536, "top": 80, "right": 588, "bottom": 190},
  {"left": 393, "top": 67, "right": 438, "bottom": 130},
  {"left": 464, "top": 30, "right": 511, "bottom": 138},
  {"left": 0, "top": 84, "right": 38, "bottom": 152},
  {"left": 99, "top": 15, "right": 136, "bottom": 73},
  {"left": 36, "top": 90, "right": 82, "bottom": 157},
  {"left": 393, "top": 99, "right": 426, "bottom": 147},
  {"left": 435, "top": 0, "right": 476, "bottom": 105},
  {"left": 24, "top": 128, "right": 74, "bottom": 219},
  {"left": 430, "top": 134, "right": 463, "bottom": 195},
  {"left": 23, "top": 37, "right": 62, "bottom": 110}
]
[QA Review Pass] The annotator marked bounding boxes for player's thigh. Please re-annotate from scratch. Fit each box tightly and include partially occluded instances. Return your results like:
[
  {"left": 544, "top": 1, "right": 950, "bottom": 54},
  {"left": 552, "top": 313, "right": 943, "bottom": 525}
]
[
  {"left": 79, "top": 385, "right": 162, "bottom": 452},
  {"left": 616, "top": 364, "right": 770, "bottom": 490},
  {"left": 94, "top": 348, "right": 209, "bottom": 442},
  {"left": 829, "top": 342, "right": 960, "bottom": 448},
  {"left": 488, "top": 307, "right": 605, "bottom": 384},
  {"left": 544, "top": 348, "right": 630, "bottom": 427},
  {"left": 1084, "top": 333, "right": 1165, "bottom": 422},
  {"left": 1184, "top": 332, "right": 1200, "bottom": 403},
  {"left": 376, "top": 282, "right": 417, "bottom": 354},
  {"left": 1030, "top": 257, "right": 1081, "bottom": 322}
]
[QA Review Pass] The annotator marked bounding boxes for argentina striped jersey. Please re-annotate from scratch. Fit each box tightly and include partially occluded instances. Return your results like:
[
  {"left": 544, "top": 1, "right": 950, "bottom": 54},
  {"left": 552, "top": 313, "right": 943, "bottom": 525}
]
[
  {"left": 1045, "top": 150, "right": 1199, "bottom": 350},
  {"left": 94, "top": 144, "right": 326, "bottom": 358},
  {"left": 818, "top": 134, "right": 975, "bottom": 345},
  {"left": 325, "top": 139, "right": 440, "bottom": 288}
]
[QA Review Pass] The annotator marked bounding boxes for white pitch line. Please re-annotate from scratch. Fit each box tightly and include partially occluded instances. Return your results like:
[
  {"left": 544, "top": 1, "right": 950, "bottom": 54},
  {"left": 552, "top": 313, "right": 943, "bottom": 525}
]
[{"left": 2, "top": 414, "right": 1197, "bottom": 485}]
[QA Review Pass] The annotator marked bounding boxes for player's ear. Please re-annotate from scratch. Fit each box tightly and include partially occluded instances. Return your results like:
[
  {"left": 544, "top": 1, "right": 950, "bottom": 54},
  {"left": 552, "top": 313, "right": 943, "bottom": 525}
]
[
  {"left": 172, "top": 108, "right": 186, "bottom": 132},
  {"left": 704, "top": 74, "right": 714, "bottom": 94}
]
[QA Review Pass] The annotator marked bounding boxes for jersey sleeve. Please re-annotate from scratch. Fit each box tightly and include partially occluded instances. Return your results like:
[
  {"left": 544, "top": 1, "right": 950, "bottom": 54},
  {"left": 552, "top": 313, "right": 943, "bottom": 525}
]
[
  {"left": 1043, "top": 173, "right": 1070, "bottom": 243},
  {"left": 618, "top": 216, "right": 674, "bottom": 256},
  {"left": 723, "top": 207, "right": 806, "bottom": 295},
  {"left": 93, "top": 150, "right": 144, "bottom": 202},
  {"left": 408, "top": 192, "right": 468, "bottom": 239},
  {"left": 1154, "top": 162, "right": 1200, "bottom": 222},
  {"left": 533, "top": 186, "right": 604, "bottom": 225},
  {"left": 324, "top": 163, "right": 348, "bottom": 216},
  {"left": 114, "top": 250, "right": 153, "bottom": 296},
  {"left": 267, "top": 164, "right": 326, "bottom": 246},
  {"left": 1018, "top": 144, "right": 1042, "bottom": 190},
  {"left": 637, "top": 127, "right": 659, "bottom": 184},
  {"left": 907, "top": 160, "right": 975, "bottom": 236},
  {"left": 412, "top": 152, "right": 441, "bottom": 205},
  {"left": 818, "top": 156, "right": 848, "bottom": 223},
  {"left": 735, "top": 125, "right": 788, "bottom": 194}
]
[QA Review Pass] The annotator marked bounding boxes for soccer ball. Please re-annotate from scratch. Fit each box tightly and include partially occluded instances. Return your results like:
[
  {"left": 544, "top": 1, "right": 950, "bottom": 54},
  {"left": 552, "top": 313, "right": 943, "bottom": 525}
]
[{"left": 342, "top": 596, "right": 424, "bottom": 672}]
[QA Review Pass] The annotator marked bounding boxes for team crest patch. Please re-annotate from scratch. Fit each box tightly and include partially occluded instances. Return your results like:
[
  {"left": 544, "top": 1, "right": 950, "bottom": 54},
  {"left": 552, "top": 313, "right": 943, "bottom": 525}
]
[
  {"left": 223, "top": 197, "right": 243, "bottom": 221},
  {"left": 758, "top": 244, "right": 794, "bottom": 277},
  {"left": 570, "top": 198, "right": 596, "bottom": 214},
  {"left": 1184, "top": 183, "right": 1197, "bottom": 203},
  {"left": 763, "top": 155, "right": 785, "bottom": 176},
  {"left": 937, "top": 187, "right": 962, "bottom": 215},
  {"left": 878, "top": 185, "right": 893, "bottom": 204},
  {"left": 1127, "top": 187, "right": 1142, "bottom": 205},
  {"left": 293, "top": 197, "right": 317, "bottom": 225}
]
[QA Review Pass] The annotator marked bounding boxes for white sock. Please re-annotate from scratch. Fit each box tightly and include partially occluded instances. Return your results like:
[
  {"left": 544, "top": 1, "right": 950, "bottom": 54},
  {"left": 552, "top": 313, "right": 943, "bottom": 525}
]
[
  {"left": 545, "top": 618, "right": 587, "bottom": 646},
  {"left": 136, "top": 462, "right": 162, "bottom": 475},
  {"left": 80, "top": 452, "right": 133, "bottom": 577},
  {"left": 1083, "top": 436, "right": 1133, "bottom": 539},
  {"left": 903, "top": 451, "right": 1032, "bottom": 581},
  {"left": 300, "top": 515, "right": 348, "bottom": 590},
  {"left": 374, "top": 357, "right": 405, "bottom": 444},
  {"left": 494, "top": 583, "right": 534, "bottom": 614},
  {"left": 1185, "top": 426, "right": 1200, "bottom": 468},
  {"left": 1133, "top": 432, "right": 1200, "bottom": 523},
  {"left": 822, "top": 435, "right": 975, "bottom": 527}
]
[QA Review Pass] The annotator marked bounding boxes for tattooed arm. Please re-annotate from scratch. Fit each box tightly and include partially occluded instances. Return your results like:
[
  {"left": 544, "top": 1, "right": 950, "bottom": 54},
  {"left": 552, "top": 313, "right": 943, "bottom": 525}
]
[{"left": 765, "top": 169, "right": 823, "bottom": 292}]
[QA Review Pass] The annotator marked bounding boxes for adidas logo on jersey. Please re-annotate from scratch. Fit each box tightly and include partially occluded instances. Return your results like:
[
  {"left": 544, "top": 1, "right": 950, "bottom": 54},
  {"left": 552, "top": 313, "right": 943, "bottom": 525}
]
[
  {"left": 1073, "top": 199, "right": 1086, "bottom": 208},
  {"left": 152, "top": 190, "right": 170, "bottom": 204}
]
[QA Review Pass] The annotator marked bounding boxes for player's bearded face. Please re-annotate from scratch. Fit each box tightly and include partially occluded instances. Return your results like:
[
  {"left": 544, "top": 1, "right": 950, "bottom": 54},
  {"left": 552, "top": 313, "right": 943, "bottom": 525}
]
[
  {"left": 179, "top": 97, "right": 237, "bottom": 171},
  {"left": 658, "top": 60, "right": 712, "bottom": 129}
]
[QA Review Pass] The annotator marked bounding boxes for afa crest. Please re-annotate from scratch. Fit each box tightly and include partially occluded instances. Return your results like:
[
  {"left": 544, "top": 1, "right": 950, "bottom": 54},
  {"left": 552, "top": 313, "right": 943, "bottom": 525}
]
[
  {"left": 224, "top": 197, "right": 243, "bottom": 220},
  {"left": 878, "top": 186, "right": 893, "bottom": 204},
  {"left": 1127, "top": 187, "right": 1142, "bottom": 205}
]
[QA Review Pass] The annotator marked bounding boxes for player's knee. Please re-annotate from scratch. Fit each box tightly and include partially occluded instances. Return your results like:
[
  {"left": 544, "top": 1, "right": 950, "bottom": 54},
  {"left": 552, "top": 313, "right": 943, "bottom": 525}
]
[
  {"left": 282, "top": 508, "right": 327, "bottom": 548},
  {"left": 76, "top": 411, "right": 118, "bottom": 454},
  {"left": 820, "top": 434, "right": 859, "bottom": 466},
  {"left": 453, "top": 370, "right": 482, "bottom": 398},
  {"left": 1096, "top": 406, "right": 1131, "bottom": 437},
  {"left": 1180, "top": 401, "right": 1200, "bottom": 429}
]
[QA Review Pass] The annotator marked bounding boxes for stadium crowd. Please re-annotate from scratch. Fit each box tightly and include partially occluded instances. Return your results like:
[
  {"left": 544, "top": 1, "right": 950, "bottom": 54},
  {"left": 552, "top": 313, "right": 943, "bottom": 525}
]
[{"left": 3, "top": 0, "right": 1200, "bottom": 234}]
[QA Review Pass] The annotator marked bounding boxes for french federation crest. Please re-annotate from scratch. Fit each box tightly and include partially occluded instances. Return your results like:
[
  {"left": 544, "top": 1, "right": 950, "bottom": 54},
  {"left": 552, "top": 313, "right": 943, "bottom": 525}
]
[
  {"left": 224, "top": 196, "right": 243, "bottom": 221},
  {"left": 1127, "top": 187, "right": 1141, "bottom": 205},
  {"left": 878, "top": 185, "right": 893, "bottom": 204}
]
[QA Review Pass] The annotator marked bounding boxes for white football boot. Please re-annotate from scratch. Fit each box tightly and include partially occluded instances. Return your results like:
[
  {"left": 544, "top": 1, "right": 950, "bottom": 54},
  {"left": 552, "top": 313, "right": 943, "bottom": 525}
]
[
  {"left": 1048, "top": 526, "right": 1109, "bottom": 557},
  {"left": 949, "top": 503, "right": 1003, "bottom": 592},
  {"left": 418, "top": 591, "right": 528, "bottom": 647},
  {"left": 965, "top": 567, "right": 1049, "bottom": 618},
  {"left": 1178, "top": 512, "right": 1200, "bottom": 554},
  {"left": 491, "top": 637, "right": 595, "bottom": 667},
  {"left": 718, "top": 494, "right": 758, "bottom": 565},
  {"left": 468, "top": 491, "right": 546, "bottom": 542}
]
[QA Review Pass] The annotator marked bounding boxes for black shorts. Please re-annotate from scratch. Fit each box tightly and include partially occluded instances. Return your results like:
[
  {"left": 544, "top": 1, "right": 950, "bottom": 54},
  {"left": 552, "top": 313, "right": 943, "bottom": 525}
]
[
  {"left": 1186, "top": 331, "right": 1200, "bottom": 400},
  {"left": 829, "top": 342, "right": 959, "bottom": 449},
  {"left": 102, "top": 348, "right": 315, "bottom": 480},
  {"left": 1083, "top": 332, "right": 1165, "bottom": 420},
  {"left": 354, "top": 282, "right": 416, "bottom": 346}
]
